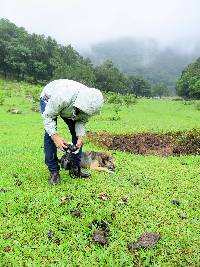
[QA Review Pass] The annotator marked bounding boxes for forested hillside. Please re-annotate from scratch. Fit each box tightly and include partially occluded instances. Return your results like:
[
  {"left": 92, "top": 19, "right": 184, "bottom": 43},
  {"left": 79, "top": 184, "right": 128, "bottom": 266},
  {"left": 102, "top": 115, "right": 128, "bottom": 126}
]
[
  {"left": 1, "top": 19, "right": 199, "bottom": 98},
  {"left": 0, "top": 19, "right": 155, "bottom": 96},
  {"left": 0, "top": 19, "right": 95, "bottom": 86}
]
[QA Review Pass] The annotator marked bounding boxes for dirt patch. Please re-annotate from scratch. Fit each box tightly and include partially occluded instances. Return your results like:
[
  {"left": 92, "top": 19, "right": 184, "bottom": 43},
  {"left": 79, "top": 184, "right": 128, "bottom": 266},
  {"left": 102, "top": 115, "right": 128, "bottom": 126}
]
[
  {"left": 87, "top": 130, "right": 200, "bottom": 156},
  {"left": 128, "top": 232, "right": 161, "bottom": 251},
  {"left": 89, "top": 220, "right": 110, "bottom": 246}
]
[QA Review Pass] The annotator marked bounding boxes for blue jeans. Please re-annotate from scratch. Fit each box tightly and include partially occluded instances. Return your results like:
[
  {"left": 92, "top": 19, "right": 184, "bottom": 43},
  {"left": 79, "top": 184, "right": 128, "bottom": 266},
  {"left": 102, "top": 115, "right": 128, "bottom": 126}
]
[{"left": 40, "top": 98, "right": 82, "bottom": 173}]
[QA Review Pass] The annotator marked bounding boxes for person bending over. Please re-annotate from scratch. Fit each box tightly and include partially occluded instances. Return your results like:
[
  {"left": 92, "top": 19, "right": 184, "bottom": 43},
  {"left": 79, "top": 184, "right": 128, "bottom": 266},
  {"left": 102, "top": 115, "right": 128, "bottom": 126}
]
[{"left": 40, "top": 79, "right": 104, "bottom": 185}]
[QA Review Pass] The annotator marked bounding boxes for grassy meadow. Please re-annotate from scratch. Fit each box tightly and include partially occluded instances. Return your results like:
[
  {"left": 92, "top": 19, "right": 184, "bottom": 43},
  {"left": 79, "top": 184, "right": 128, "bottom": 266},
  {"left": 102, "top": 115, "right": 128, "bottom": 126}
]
[{"left": 0, "top": 80, "right": 199, "bottom": 266}]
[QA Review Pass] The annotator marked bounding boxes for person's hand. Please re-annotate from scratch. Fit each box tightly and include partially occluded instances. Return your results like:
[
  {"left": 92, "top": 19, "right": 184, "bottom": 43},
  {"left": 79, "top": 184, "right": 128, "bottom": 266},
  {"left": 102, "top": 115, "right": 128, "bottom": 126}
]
[
  {"left": 51, "top": 134, "right": 68, "bottom": 151},
  {"left": 76, "top": 136, "right": 84, "bottom": 149}
]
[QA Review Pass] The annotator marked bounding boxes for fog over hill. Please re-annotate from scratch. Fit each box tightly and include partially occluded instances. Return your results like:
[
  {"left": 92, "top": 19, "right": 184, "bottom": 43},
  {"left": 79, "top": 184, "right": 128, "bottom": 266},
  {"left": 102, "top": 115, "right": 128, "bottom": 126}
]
[{"left": 83, "top": 38, "right": 200, "bottom": 90}]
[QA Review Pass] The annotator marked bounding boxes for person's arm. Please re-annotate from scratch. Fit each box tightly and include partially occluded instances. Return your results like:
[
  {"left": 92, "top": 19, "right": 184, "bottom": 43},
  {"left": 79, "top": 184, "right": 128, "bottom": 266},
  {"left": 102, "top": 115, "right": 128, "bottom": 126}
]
[
  {"left": 75, "top": 114, "right": 89, "bottom": 148},
  {"left": 75, "top": 122, "right": 86, "bottom": 148},
  {"left": 42, "top": 95, "right": 68, "bottom": 150},
  {"left": 51, "top": 134, "right": 68, "bottom": 151}
]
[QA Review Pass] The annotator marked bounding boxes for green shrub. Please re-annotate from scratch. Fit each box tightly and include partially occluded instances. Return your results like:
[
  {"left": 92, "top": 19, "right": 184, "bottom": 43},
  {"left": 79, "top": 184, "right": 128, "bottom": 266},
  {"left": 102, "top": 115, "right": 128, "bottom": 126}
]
[
  {"left": 30, "top": 86, "right": 41, "bottom": 102},
  {"left": 31, "top": 103, "right": 40, "bottom": 112},
  {"left": 105, "top": 92, "right": 137, "bottom": 106},
  {"left": 123, "top": 94, "right": 137, "bottom": 106},
  {"left": 23, "top": 85, "right": 41, "bottom": 102}
]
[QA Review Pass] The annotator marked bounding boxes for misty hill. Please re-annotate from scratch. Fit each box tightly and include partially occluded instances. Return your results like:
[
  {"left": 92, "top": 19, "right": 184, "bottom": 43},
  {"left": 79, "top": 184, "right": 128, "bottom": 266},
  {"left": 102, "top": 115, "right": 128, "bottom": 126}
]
[{"left": 85, "top": 38, "right": 199, "bottom": 91}]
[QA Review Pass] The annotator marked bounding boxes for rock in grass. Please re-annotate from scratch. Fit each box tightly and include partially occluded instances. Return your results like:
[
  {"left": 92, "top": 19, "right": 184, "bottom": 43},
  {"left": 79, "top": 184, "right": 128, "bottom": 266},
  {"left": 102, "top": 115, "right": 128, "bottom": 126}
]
[
  {"left": 128, "top": 232, "right": 161, "bottom": 251},
  {"left": 93, "top": 230, "right": 108, "bottom": 245},
  {"left": 177, "top": 213, "right": 187, "bottom": 220},
  {"left": 99, "top": 192, "right": 109, "bottom": 201},
  {"left": 59, "top": 195, "right": 72, "bottom": 206},
  {"left": 120, "top": 196, "right": 129, "bottom": 204},
  {"left": 0, "top": 188, "right": 8, "bottom": 193},
  {"left": 7, "top": 108, "right": 22, "bottom": 114},
  {"left": 47, "top": 230, "right": 54, "bottom": 240},
  {"left": 91, "top": 220, "right": 110, "bottom": 245}
]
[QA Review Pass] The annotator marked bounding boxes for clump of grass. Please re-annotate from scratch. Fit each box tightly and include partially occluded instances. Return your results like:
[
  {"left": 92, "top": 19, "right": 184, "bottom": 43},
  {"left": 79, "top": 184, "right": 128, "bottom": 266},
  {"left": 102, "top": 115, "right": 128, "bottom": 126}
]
[{"left": 31, "top": 103, "right": 40, "bottom": 112}]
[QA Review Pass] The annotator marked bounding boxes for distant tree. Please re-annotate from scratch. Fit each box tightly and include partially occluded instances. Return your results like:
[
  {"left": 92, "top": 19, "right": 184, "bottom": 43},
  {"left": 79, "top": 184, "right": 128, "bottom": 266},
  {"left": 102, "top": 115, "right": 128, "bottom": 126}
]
[
  {"left": 94, "top": 60, "right": 127, "bottom": 93},
  {"left": 176, "top": 57, "right": 200, "bottom": 99},
  {"left": 0, "top": 19, "right": 95, "bottom": 84},
  {"left": 0, "top": 18, "right": 156, "bottom": 97},
  {"left": 127, "top": 75, "right": 151, "bottom": 97},
  {"left": 151, "top": 83, "right": 169, "bottom": 98},
  {"left": 53, "top": 62, "right": 96, "bottom": 87},
  {"left": 0, "top": 19, "right": 29, "bottom": 79}
]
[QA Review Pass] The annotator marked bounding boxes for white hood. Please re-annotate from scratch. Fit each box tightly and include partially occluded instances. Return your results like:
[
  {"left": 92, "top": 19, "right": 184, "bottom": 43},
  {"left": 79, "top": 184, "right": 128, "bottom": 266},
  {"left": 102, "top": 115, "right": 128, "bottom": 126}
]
[{"left": 74, "top": 87, "right": 104, "bottom": 115}]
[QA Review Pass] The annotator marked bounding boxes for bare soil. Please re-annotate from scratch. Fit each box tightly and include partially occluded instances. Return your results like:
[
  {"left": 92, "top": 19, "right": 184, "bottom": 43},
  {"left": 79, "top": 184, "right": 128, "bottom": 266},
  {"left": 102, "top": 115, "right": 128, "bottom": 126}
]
[
  {"left": 128, "top": 232, "right": 161, "bottom": 251},
  {"left": 88, "top": 130, "right": 200, "bottom": 156}
]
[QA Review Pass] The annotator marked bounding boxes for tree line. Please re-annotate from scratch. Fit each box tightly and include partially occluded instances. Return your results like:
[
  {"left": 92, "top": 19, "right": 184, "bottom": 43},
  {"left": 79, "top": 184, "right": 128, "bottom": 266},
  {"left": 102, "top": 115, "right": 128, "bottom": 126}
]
[
  {"left": 176, "top": 57, "right": 200, "bottom": 99},
  {"left": 0, "top": 19, "right": 169, "bottom": 97}
]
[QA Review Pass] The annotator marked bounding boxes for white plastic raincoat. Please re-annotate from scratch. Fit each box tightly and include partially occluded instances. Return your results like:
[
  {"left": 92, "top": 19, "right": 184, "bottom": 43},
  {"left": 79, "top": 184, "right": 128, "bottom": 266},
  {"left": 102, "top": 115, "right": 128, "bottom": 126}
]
[{"left": 40, "top": 79, "right": 104, "bottom": 137}]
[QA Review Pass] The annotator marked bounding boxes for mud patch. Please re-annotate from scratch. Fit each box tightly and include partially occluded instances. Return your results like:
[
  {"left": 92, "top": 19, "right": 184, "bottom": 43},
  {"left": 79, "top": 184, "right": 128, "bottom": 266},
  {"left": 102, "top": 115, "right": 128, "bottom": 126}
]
[
  {"left": 88, "top": 130, "right": 200, "bottom": 156},
  {"left": 90, "top": 220, "right": 110, "bottom": 245},
  {"left": 128, "top": 232, "right": 161, "bottom": 251}
]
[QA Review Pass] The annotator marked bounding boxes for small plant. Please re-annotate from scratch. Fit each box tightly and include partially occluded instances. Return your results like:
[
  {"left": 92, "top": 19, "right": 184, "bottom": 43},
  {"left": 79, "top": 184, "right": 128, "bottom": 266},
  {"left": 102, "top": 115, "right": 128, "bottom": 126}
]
[
  {"left": 31, "top": 103, "right": 40, "bottom": 112},
  {"left": 30, "top": 86, "right": 41, "bottom": 102},
  {"left": 106, "top": 92, "right": 137, "bottom": 121},
  {"left": 106, "top": 93, "right": 124, "bottom": 105},
  {"left": 123, "top": 94, "right": 137, "bottom": 107},
  {"left": 106, "top": 92, "right": 137, "bottom": 106}
]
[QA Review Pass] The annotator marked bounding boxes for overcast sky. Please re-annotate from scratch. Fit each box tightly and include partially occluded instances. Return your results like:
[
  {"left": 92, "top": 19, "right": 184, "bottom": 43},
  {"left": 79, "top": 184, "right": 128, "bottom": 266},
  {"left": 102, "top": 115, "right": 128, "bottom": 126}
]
[{"left": 1, "top": 0, "right": 200, "bottom": 51}]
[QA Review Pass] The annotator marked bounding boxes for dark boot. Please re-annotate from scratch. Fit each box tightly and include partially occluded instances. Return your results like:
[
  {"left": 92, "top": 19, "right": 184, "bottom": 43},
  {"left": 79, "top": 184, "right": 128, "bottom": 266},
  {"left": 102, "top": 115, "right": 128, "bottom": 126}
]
[
  {"left": 69, "top": 167, "right": 91, "bottom": 179},
  {"left": 48, "top": 172, "right": 61, "bottom": 185}
]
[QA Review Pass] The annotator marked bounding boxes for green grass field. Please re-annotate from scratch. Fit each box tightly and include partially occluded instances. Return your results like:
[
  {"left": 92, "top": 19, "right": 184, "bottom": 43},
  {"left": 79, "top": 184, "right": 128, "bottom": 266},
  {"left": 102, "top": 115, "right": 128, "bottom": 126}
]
[{"left": 0, "top": 80, "right": 199, "bottom": 266}]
